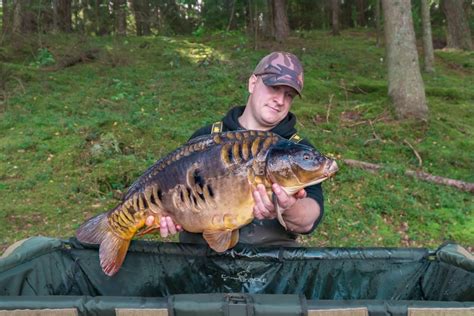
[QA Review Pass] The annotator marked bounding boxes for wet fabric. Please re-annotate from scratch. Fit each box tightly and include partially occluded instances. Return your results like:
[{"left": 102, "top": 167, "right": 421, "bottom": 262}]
[
  {"left": 1, "top": 237, "right": 472, "bottom": 300},
  {"left": 1, "top": 237, "right": 473, "bottom": 315}
]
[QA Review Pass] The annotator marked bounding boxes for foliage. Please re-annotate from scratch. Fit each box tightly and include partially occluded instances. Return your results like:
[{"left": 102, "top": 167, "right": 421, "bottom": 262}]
[
  {"left": 3, "top": 0, "right": 469, "bottom": 40},
  {"left": 30, "top": 48, "right": 56, "bottom": 67},
  {"left": 200, "top": 0, "right": 249, "bottom": 31},
  {"left": 0, "top": 30, "right": 472, "bottom": 254}
]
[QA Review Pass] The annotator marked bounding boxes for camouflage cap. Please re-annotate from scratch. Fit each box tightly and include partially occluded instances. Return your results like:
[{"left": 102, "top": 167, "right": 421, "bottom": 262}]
[{"left": 253, "top": 51, "right": 304, "bottom": 96}]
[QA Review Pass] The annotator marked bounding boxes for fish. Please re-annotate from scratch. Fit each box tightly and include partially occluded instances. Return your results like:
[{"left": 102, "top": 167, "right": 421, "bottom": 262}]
[{"left": 76, "top": 130, "right": 338, "bottom": 276}]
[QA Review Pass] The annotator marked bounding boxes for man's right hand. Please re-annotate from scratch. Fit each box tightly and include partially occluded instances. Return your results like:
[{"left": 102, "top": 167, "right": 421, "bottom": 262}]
[{"left": 145, "top": 215, "right": 182, "bottom": 238}]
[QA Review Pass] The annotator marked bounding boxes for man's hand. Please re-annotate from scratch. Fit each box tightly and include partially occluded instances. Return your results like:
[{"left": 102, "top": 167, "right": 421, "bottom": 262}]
[
  {"left": 145, "top": 215, "right": 182, "bottom": 238},
  {"left": 252, "top": 183, "right": 307, "bottom": 220}
]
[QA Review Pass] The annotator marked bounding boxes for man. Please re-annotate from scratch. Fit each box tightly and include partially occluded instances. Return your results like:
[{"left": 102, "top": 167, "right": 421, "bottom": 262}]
[{"left": 147, "top": 51, "right": 324, "bottom": 246}]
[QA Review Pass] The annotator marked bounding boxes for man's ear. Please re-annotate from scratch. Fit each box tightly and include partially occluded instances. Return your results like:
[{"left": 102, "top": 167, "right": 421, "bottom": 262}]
[{"left": 248, "top": 74, "right": 258, "bottom": 94}]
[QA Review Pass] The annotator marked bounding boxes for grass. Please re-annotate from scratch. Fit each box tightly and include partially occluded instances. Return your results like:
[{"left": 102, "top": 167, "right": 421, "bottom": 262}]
[{"left": 0, "top": 30, "right": 472, "bottom": 253}]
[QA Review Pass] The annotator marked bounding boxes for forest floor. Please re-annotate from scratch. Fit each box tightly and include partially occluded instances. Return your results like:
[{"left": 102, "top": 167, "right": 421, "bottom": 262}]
[{"left": 0, "top": 30, "right": 472, "bottom": 253}]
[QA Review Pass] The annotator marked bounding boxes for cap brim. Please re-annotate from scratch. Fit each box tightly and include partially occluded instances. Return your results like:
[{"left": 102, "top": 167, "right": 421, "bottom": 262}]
[{"left": 261, "top": 75, "right": 302, "bottom": 97}]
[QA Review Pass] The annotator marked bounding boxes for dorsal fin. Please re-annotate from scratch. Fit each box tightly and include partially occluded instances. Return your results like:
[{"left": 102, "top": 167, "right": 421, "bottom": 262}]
[{"left": 124, "top": 131, "right": 281, "bottom": 200}]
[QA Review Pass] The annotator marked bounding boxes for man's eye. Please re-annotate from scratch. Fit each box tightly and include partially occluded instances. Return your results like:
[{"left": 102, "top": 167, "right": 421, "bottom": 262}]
[{"left": 286, "top": 92, "right": 295, "bottom": 99}]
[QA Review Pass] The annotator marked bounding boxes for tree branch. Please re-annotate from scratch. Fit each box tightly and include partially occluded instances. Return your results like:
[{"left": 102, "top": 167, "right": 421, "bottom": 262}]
[
  {"left": 403, "top": 139, "right": 423, "bottom": 167},
  {"left": 326, "top": 94, "right": 334, "bottom": 123},
  {"left": 343, "top": 159, "right": 474, "bottom": 193}
]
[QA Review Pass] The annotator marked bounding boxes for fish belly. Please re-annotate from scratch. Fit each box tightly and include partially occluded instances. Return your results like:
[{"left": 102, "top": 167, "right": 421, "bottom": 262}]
[{"left": 154, "top": 149, "right": 255, "bottom": 233}]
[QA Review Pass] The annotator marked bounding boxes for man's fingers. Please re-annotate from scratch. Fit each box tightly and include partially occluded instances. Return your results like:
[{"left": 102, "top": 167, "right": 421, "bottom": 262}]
[
  {"left": 145, "top": 215, "right": 154, "bottom": 227},
  {"left": 252, "top": 185, "right": 277, "bottom": 219},
  {"left": 257, "top": 184, "right": 274, "bottom": 210},
  {"left": 166, "top": 217, "right": 177, "bottom": 235},
  {"left": 252, "top": 191, "right": 266, "bottom": 219},
  {"left": 159, "top": 216, "right": 183, "bottom": 237},
  {"left": 159, "top": 217, "right": 169, "bottom": 238},
  {"left": 272, "top": 183, "right": 293, "bottom": 209},
  {"left": 295, "top": 189, "right": 307, "bottom": 199}
]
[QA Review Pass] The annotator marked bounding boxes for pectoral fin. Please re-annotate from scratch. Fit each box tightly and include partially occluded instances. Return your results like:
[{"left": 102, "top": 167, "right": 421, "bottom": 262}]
[
  {"left": 203, "top": 230, "right": 236, "bottom": 252},
  {"left": 136, "top": 214, "right": 161, "bottom": 237},
  {"left": 230, "top": 230, "right": 239, "bottom": 248},
  {"left": 272, "top": 193, "right": 288, "bottom": 230}
]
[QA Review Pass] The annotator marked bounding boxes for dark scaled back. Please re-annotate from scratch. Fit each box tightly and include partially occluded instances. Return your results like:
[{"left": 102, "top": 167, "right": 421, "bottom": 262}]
[{"left": 123, "top": 131, "right": 281, "bottom": 201}]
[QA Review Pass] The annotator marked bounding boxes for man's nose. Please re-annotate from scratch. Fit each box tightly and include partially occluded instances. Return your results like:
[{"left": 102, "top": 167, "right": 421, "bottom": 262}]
[{"left": 274, "top": 90, "right": 285, "bottom": 106}]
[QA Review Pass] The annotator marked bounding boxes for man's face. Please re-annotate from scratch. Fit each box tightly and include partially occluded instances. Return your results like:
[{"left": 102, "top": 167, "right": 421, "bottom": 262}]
[{"left": 247, "top": 75, "right": 297, "bottom": 128}]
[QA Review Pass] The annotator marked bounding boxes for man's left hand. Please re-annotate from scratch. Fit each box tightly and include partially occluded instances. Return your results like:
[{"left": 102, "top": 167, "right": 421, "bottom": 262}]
[{"left": 252, "top": 183, "right": 306, "bottom": 220}]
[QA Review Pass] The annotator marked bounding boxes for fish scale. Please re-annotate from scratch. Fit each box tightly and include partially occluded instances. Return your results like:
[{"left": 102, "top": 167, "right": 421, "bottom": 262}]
[{"left": 76, "top": 130, "right": 338, "bottom": 276}]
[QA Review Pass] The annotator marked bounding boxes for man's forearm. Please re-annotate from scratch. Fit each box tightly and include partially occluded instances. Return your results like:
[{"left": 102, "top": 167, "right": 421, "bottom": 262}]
[{"left": 282, "top": 198, "right": 321, "bottom": 233}]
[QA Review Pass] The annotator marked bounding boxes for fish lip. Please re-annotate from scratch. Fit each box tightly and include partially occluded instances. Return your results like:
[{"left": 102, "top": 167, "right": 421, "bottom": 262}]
[{"left": 324, "top": 160, "right": 339, "bottom": 178}]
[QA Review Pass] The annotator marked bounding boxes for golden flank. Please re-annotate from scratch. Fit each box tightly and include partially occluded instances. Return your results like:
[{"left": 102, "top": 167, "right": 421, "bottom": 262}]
[{"left": 76, "top": 130, "right": 338, "bottom": 276}]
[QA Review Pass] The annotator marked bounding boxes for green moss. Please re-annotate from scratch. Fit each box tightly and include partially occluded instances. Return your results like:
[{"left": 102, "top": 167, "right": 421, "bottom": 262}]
[{"left": 0, "top": 30, "right": 472, "bottom": 252}]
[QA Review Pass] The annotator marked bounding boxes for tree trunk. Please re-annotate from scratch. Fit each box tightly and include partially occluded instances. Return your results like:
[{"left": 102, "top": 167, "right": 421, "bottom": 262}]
[
  {"left": 52, "top": 0, "right": 58, "bottom": 32},
  {"left": 158, "top": 0, "right": 184, "bottom": 34},
  {"left": 375, "top": 0, "right": 381, "bottom": 47},
  {"left": 131, "top": 0, "right": 151, "bottom": 36},
  {"left": 142, "top": 2, "right": 150, "bottom": 36},
  {"left": 246, "top": 0, "right": 254, "bottom": 36},
  {"left": 2, "top": 0, "right": 11, "bottom": 35},
  {"left": 440, "top": 0, "right": 472, "bottom": 50},
  {"left": 272, "top": 0, "right": 290, "bottom": 42},
  {"left": 113, "top": 0, "right": 127, "bottom": 35},
  {"left": 341, "top": 0, "right": 354, "bottom": 28},
  {"left": 95, "top": 0, "right": 110, "bottom": 36},
  {"left": 13, "top": 0, "right": 52, "bottom": 34},
  {"left": 56, "top": 0, "right": 72, "bottom": 32},
  {"left": 12, "top": 0, "right": 32, "bottom": 33},
  {"left": 245, "top": 0, "right": 259, "bottom": 47},
  {"left": 420, "top": 0, "right": 434, "bottom": 72},
  {"left": 331, "top": 0, "right": 340, "bottom": 36},
  {"left": 131, "top": 0, "right": 143, "bottom": 36},
  {"left": 12, "top": 0, "right": 22, "bottom": 33},
  {"left": 263, "top": 0, "right": 274, "bottom": 39},
  {"left": 72, "top": 0, "right": 83, "bottom": 33},
  {"left": 355, "top": 0, "right": 367, "bottom": 27},
  {"left": 382, "top": 0, "right": 428, "bottom": 121},
  {"left": 226, "top": 0, "right": 236, "bottom": 31}
]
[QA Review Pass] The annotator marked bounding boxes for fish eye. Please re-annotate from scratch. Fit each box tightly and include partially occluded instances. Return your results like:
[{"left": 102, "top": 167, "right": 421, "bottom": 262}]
[{"left": 303, "top": 153, "right": 310, "bottom": 160}]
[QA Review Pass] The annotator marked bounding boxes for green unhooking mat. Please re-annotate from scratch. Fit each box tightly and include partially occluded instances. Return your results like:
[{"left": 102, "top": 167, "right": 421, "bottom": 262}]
[{"left": 0, "top": 237, "right": 473, "bottom": 315}]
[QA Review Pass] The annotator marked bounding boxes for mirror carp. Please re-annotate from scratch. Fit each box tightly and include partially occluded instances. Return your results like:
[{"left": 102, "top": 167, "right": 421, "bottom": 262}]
[{"left": 76, "top": 130, "right": 338, "bottom": 276}]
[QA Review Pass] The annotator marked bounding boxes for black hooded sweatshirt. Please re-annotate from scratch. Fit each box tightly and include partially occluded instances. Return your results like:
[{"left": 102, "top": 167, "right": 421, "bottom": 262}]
[{"left": 179, "top": 106, "right": 324, "bottom": 246}]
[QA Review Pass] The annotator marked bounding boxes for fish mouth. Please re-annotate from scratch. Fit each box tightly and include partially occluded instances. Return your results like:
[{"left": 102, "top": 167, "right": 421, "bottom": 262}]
[
  {"left": 323, "top": 160, "right": 339, "bottom": 178},
  {"left": 305, "top": 160, "right": 339, "bottom": 185},
  {"left": 279, "top": 160, "right": 340, "bottom": 196}
]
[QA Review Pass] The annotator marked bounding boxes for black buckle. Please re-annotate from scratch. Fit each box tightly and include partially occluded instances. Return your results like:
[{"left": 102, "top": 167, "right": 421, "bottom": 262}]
[{"left": 225, "top": 293, "right": 253, "bottom": 316}]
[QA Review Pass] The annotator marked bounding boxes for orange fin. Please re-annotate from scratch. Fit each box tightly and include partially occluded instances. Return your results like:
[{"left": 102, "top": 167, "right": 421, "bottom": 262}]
[
  {"left": 99, "top": 232, "right": 131, "bottom": 276},
  {"left": 76, "top": 213, "right": 109, "bottom": 244},
  {"left": 136, "top": 215, "right": 161, "bottom": 237},
  {"left": 76, "top": 211, "right": 132, "bottom": 276},
  {"left": 229, "top": 230, "right": 239, "bottom": 249},
  {"left": 203, "top": 230, "right": 234, "bottom": 252}
]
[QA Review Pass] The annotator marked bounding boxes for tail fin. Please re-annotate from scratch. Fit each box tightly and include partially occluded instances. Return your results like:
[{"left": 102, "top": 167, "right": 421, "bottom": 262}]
[{"left": 76, "top": 212, "right": 131, "bottom": 276}]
